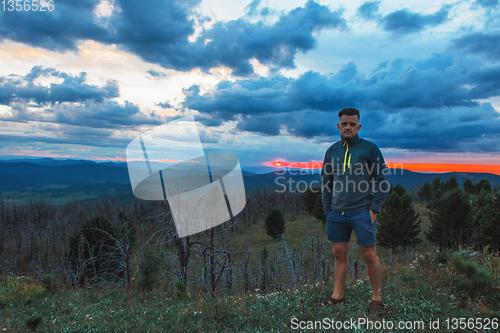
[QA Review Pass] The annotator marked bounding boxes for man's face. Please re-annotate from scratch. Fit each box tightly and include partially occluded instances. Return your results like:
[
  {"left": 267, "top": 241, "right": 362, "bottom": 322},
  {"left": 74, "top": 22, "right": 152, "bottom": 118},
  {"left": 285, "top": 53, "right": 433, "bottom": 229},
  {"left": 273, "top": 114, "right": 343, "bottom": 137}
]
[{"left": 337, "top": 114, "right": 361, "bottom": 139}]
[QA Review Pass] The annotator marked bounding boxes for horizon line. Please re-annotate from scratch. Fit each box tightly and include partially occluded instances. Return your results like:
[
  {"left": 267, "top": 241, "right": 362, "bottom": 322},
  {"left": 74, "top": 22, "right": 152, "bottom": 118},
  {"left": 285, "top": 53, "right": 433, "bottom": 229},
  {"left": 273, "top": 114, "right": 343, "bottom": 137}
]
[{"left": 262, "top": 161, "right": 500, "bottom": 176}]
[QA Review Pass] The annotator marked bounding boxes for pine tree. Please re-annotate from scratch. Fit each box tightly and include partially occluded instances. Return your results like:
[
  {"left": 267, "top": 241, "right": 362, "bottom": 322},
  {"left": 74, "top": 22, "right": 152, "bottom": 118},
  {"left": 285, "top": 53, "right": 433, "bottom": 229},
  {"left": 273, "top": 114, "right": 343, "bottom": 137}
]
[
  {"left": 463, "top": 179, "right": 476, "bottom": 195},
  {"left": 67, "top": 214, "right": 120, "bottom": 283},
  {"left": 302, "top": 187, "right": 320, "bottom": 215},
  {"left": 138, "top": 251, "right": 163, "bottom": 291},
  {"left": 426, "top": 188, "right": 471, "bottom": 249},
  {"left": 67, "top": 213, "right": 134, "bottom": 285},
  {"left": 265, "top": 208, "right": 285, "bottom": 240},
  {"left": 377, "top": 185, "right": 421, "bottom": 249},
  {"left": 432, "top": 177, "right": 444, "bottom": 193},
  {"left": 313, "top": 196, "right": 326, "bottom": 224},
  {"left": 475, "top": 179, "right": 492, "bottom": 194},
  {"left": 449, "top": 252, "right": 494, "bottom": 299},
  {"left": 418, "top": 182, "right": 433, "bottom": 204},
  {"left": 469, "top": 190, "right": 500, "bottom": 251},
  {"left": 444, "top": 177, "right": 458, "bottom": 191}
]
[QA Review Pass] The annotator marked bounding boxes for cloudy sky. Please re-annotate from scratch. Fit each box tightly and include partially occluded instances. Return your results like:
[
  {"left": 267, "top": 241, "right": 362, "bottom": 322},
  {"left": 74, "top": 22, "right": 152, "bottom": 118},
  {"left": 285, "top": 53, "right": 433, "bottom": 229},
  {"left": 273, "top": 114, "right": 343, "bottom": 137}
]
[{"left": 0, "top": 0, "right": 499, "bottom": 173}]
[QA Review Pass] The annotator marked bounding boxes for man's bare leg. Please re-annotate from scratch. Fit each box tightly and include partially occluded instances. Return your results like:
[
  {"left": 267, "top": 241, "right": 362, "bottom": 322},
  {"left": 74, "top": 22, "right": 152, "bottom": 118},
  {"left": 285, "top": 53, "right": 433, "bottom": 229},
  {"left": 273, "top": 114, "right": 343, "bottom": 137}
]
[
  {"left": 359, "top": 245, "right": 382, "bottom": 301},
  {"left": 331, "top": 242, "right": 350, "bottom": 299}
]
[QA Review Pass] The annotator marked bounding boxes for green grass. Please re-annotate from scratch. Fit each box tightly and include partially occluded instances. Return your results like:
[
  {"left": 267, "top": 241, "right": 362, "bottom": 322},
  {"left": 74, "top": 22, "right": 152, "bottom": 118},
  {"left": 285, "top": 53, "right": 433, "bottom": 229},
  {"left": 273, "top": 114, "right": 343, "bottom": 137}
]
[
  {"left": 1, "top": 209, "right": 499, "bottom": 332},
  {"left": 1, "top": 264, "right": 498, "bottom": 332},
  {"left": 229, "top": 213, "right": 326, "bottom": 252}
]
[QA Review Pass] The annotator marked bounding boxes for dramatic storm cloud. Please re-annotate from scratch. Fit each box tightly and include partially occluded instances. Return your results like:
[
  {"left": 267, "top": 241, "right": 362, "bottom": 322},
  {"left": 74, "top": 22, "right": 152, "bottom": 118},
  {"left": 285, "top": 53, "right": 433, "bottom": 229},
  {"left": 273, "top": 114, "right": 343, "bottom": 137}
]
[
  {"left": 1, "top": 0, "right": 500, "bottom": 164},
  {"left": 0, "top": 67, "right": 164, "bottom": 130},
  {"left": 0, "top": 66, "right": 118, "bottom": 105},
  {"left": 183, "top": 47, "right": 500, "bottom": 152},
  {"left": 0, "top": 0, "right": 109, "bottom": 51},
  {"left": 0, "top": 0, "right": 347, "bottom": 76},
  {"left": 184, "top": 53, "right": 500, "bottom": 113},
  {"left": 450, "top": 33, "right": 500, "bottom": 60}
]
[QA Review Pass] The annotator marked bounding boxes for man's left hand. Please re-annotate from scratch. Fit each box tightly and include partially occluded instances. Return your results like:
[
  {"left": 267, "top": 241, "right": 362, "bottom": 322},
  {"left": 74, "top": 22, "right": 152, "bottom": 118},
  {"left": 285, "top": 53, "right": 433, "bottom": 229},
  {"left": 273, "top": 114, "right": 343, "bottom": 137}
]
[{"left": 370, "top": 210, "right": 377, "bottom": 224}]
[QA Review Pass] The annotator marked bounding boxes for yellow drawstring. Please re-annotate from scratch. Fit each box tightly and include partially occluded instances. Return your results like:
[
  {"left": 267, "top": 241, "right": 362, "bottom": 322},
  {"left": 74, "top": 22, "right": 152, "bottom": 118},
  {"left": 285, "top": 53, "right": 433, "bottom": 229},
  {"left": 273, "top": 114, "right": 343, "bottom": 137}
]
[{"left": 343, "top": 141, "right": 349, "bottom": 172}]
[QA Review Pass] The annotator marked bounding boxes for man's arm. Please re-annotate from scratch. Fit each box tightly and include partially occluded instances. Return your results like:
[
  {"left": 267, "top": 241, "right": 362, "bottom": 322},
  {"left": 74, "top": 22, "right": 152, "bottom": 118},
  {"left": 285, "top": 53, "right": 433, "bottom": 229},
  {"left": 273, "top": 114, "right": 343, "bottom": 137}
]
[
  {"left": 369, "top": 146, "right": 390, "bottom": 215},
  {"left": 321, "top": 150, "right": 333, "bottom": 215}
]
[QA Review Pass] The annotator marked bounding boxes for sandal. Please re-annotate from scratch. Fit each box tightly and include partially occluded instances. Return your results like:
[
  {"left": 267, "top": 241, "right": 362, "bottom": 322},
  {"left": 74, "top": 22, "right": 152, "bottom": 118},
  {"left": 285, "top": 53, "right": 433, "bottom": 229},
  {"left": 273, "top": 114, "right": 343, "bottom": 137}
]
[
  {"left": 369, "top": 300, "right": 385, "bottom": 314},
  {"left": 313, "top": 296, "right": 345, "bottom": 306}
]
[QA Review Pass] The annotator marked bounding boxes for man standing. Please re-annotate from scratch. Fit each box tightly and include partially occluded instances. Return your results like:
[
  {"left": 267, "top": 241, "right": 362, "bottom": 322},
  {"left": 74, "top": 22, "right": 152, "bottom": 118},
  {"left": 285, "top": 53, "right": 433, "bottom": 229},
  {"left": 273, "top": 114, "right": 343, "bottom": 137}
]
[{"left": 315, "top": 108, "right": 390, "bottom": 313}]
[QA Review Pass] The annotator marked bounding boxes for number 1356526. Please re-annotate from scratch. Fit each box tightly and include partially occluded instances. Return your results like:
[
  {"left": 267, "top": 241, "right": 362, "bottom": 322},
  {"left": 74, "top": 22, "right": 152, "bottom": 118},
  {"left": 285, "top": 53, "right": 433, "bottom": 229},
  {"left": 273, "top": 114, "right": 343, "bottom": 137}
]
[{"left": 2, "top": 0, "right": 54, "bottom": 11}]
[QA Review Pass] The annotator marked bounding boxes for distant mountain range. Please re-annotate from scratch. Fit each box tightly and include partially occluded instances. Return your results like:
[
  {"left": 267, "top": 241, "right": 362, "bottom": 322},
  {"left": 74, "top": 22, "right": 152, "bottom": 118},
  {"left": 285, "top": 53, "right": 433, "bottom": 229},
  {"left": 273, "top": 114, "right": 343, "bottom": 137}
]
[
  {"left": 1, "top": 158, "right": 499, "bottom": 197},
  {"left": 0, "top": 156, "right": 129, "bottom": 167}
]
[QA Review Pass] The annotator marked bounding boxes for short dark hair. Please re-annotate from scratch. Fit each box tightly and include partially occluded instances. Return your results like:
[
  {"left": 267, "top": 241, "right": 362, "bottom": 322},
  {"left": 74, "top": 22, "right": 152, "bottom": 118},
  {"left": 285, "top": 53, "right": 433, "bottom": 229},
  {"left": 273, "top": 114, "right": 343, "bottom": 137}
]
[{"left": 338, "top": 108, "right": 360, "bottom": 119}]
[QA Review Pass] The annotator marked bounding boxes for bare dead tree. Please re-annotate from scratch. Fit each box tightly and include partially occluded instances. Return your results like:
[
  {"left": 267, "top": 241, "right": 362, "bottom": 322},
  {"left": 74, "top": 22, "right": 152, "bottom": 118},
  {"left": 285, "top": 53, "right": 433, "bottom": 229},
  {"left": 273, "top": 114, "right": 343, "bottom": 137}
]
[
  {"left": 244, "top": 252, "right": 250, "bottom": 292},
  {"left": 260, "top": 248, "right": 268, "bottom": 291},
  {"left": 0, "top": 186, "right": 325, "bottom": 295}
]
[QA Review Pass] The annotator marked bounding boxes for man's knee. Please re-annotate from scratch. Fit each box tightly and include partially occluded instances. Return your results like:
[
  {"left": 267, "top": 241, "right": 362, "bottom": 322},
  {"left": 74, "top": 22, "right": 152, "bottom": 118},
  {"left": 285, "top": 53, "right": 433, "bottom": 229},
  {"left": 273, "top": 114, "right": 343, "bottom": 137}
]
[
  {"left": 332, "top": 243, "right": 349, "bottom": 260},
  {"left": 360, "top": 246, "right": 378, "bottom": 263}
]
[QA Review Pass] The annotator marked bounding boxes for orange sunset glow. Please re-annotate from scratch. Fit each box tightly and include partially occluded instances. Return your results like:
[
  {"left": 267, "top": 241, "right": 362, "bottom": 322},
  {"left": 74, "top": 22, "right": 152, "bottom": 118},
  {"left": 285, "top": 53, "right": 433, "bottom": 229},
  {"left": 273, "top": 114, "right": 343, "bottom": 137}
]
[
  {"left": 263, "top": 161, "right": 324, "bottom": 169},
  {"left": 386, "top": 163, "right": 500, "bottom": 175},
  {"left": 263, "top": 161, "right": 500, "bottom": 175}
]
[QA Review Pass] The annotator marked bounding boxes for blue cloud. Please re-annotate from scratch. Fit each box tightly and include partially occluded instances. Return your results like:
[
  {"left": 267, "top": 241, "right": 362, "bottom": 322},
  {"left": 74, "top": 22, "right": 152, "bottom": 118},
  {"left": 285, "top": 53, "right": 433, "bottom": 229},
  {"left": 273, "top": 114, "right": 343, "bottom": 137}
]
[
  {"left": 356, "top": 3, "right": 451, "bottom": 35},
  {"left": 363, "top": 103, "right": 500, "bottom": 153},
  {"left": 1, "top": 100, "right": 164, "bottom": 129},
  {"left": 235, "top": 114, "right": 282, "bottom": 136},
  {"left": 173, "top": 0, "right": 347, "bottom": 76},
  {"left": 0, "top": 1, "right": 346, "bottom": 76},
  {"left": 450, "top": 33, "right": 500, "bottom": 60},
  {"left": 0, "top": 0, "right": 109, "bottom": 51},
  {"left": 0, "top": 66, "right": 118, "bottom": 105},
  {"left": 184, "top": 53, "right": 498, "bottom": 115},
  {"left": 52, "top": 101, "right": 163, "bottom": 128},
  {"left": 156, "top": 102, "right": 173, "bottom": 108},
  {"left": 475, "top": 0, "right": 499, "bottom": 8},
  {"left": 182, "top": 51, "right": 500, "bottom": 152},
  {"left": 0, "top": 66, "right": 166, "bottom": 129},
  {"left": 245, "top": 0, "right": 262, "bottom": 16},
  {"left": 109, "top": 0, "right": 198, "bottom": 62},
  {"left": 183, "top": 76, "right": 293, "bottom": 119},
  {"left": 381, "top": 6, "right": 450, "bottom": 34},
  {"left": 357, "top": 1, "right": 381, "bottom": 20},
  {"left": 147, "top": 70, "right": 167, "bottom": 78}
]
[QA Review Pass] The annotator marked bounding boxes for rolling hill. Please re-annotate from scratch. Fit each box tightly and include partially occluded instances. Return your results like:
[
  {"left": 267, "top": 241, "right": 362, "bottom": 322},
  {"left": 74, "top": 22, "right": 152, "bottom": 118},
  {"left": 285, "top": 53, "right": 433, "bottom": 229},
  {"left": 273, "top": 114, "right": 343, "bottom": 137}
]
[{"left": 1, "top": 159, "right": 499, "bottom": 201}]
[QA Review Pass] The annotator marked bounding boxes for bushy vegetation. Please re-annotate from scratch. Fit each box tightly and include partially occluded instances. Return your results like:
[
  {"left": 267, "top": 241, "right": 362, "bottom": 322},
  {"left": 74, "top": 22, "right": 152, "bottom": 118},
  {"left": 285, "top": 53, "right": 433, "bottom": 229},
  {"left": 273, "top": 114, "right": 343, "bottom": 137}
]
[
  {"left": 302, "top": 187, "right": 326, "bottom": 224},
  {"left": 449, "top": 251, "right": 496, "bottom": 300},
  {"left": 174, "top": 280, "right": 188, "bottom": 300},
  {"left": 137, "top": 251, "right": 164, "bottom": 291},
  {"left": 265, "top": 208, "right": 285, "bottom": 240},
  {"left": 312, "top": 196, "right": 326, "bottom": 224},
  {"left": 66, "top": 212, "right": 135, "bottom": 286},
  {"left": 377, "top": 184, "right": 421, "bottom": 249},
  {"left": 302, "top": 187, "right": 318, "bottom": 215},
  {"left": 469, "top": 190, "right": 500, "bottom": 250},
  {"left": 1, "top": 243, "right": 498, "bottom": 332},
  {"left": 420, "top": 177, "right": 500, "bottom": 252},
  {"left": 0, "top": 276, "right": 45, "bottom": 307},
  {"left": 67, "top": 214, "right": 120, "bottom": 285},
  {"left": 25, "top": 314, "right": 43, "bottom": 331},
  {"left": 427, "top": 187, "right": 471, "bottom": 249},
  {"left": 1, "top": 181, "right": 500, "bottom": 331}
]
